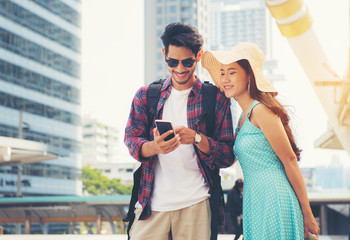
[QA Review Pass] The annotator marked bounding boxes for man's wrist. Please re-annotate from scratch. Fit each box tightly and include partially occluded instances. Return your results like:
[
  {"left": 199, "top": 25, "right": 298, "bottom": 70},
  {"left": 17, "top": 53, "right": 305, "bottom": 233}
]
[
  {"left": 149, "top": 140, "right": 158, "bottom": 156},
  {"left": 141, "top": 141, "right": 157, "bottom": 158}
]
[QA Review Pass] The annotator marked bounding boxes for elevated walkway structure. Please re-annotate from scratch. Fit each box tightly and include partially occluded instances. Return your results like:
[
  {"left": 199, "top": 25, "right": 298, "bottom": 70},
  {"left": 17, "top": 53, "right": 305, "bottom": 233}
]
[
  {"left": 0, "top": 234, "right": 347, "bottom": 240},
  {"left": 265, "top": 0, "right": 350, "bottom": 155},
  {"left": 0, "top": 195, "right": 130, "bottom": 234},
  {"left": 0, "top": 192, "right": 349, "bottom": 235}
]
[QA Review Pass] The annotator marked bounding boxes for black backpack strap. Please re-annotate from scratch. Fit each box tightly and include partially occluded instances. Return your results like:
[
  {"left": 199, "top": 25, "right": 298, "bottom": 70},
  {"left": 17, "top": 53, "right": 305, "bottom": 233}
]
[
  {"left": 201, "top": 81, "right": 218, "bottom": 138},
  {"left": 146, "top": 79, "right": 165, "bottom": 131},
  {"left": 200, "top": 81, "right": 222, "bottom": 240},
  {"left": 123, "top": 165, "right": 142, "bottom": 239},
  {"left": 209, "top": 167, "right": 223, "bottom": 240}
]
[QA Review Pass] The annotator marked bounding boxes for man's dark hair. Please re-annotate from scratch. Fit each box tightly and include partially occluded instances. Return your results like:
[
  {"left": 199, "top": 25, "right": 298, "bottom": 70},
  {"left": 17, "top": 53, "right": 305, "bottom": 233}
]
[{"left": 161, "top": 22, "right": 203, "bottom": 56}]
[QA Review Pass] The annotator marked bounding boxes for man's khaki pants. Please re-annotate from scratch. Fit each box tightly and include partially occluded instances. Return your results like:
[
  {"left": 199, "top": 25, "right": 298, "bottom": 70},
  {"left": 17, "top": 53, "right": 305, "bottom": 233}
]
[{"left": 130, "top": 199, "right": 211, "bottom": 240}]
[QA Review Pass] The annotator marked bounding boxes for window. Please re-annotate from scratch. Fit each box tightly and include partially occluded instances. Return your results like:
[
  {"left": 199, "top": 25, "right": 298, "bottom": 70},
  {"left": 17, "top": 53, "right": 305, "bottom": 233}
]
[
  {"left": 0, "top": 60, "right": 80, "bottom": 104},
  {"left": 0, "top": 91, "right": 81, "bottom": 125},
  {"left": 0, "top": 0, "right": 80, "bottom": 52},
  {"left": 0, "top": 28, "right": 80, "bottom": 78},
  {"left": 31, "top": 0, "right": 81, "bottom": 27},
  {"left": 169, "top": 5, "right": 176, "bottom": 13},
  {"left": 157, "top": 52, "right": 164, "bottom": 60}
]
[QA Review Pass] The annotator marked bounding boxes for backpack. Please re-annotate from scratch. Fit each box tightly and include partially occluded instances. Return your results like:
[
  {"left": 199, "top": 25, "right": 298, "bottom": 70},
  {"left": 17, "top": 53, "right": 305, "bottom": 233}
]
[{"left": 124, "top": 79, "right": 222, "bottom": 240}]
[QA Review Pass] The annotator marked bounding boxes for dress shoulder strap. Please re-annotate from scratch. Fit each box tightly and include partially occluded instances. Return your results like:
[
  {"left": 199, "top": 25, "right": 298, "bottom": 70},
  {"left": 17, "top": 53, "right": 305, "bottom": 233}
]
[{"left": 246, "top": 100, "right": 260, "bottom": 118}]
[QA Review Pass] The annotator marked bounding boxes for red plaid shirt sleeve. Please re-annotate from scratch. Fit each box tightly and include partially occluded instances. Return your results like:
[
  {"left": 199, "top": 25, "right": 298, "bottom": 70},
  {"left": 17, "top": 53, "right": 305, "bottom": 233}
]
[{"left": 124, "top": 85, "right": 156, "bottom": 163}]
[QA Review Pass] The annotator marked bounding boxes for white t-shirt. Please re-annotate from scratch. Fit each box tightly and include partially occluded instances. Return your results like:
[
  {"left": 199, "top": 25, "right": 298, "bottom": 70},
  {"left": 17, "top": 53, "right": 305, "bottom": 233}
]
[{"left": 151, "top": 86, "right": 210, "bottom": 211}]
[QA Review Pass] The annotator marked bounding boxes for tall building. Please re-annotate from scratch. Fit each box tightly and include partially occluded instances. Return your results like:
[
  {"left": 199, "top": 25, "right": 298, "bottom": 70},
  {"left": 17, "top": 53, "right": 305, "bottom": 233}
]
[
  {"left": 210, "top": 0, "right": 267, "bottom": 50},
  {"left": 82, "top": 117, "right": 117, "bottom": 176},
  {"left": 82, "top": 116, "right": 138, "bottom": 185},
  {"left": 145, "top": 0, "right": 210, "bottom": 84},
  {"left": 0, "top": 0, "right": 82, "bottom": 196},
  {"left": 209, "top": 0, "right": 283, "bottom": 82},
  {"left": 83, "top": 117, "right": 118, "bottom": 166}
]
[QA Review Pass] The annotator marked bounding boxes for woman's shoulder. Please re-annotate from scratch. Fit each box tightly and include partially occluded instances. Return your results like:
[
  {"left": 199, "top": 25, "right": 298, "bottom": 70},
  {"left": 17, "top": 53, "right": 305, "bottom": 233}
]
[
  {"left": 252, "top": 102, "right": 270, "bottom": 114},
  {"left": 251, "top": 102, "right": 278, "bottom": 123}
]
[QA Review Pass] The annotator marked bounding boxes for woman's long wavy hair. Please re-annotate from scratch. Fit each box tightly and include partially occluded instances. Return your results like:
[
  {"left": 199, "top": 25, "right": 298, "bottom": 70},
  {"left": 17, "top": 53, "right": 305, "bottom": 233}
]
[{"left": 237, "top": 59, "right": 302, "bottom": 161}]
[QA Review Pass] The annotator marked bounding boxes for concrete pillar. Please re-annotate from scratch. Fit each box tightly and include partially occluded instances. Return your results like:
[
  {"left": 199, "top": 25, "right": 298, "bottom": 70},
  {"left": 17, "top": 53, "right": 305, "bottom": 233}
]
[
  {"left": 96, "top": 212, "right": 102, "bottom": 234},
  {"left": 25, "top": 211, "right": 31, "bottom": 234},
  {"left": 41, "top": 223, "right": 47, "bottom": 234},
  {"left": 320, "top": 204, "right": 328, "bottom": 235},
  {"left": 109, "top": 221, "right": 117, "bottom": 234},
  {"left": 120, "top": 220, "right": 125, "bottom": 234},
  {"left": 16, "top": 165, "right": 22, "bottom": 197},
  {"left": 18, "top": 110, "right": 23, "bottom": 139}
]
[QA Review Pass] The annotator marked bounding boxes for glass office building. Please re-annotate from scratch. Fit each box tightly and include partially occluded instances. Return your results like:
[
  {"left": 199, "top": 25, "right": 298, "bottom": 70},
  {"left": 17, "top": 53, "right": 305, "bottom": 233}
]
[{"left": 0, "top": 0, "right": 82, "bottom": 196}]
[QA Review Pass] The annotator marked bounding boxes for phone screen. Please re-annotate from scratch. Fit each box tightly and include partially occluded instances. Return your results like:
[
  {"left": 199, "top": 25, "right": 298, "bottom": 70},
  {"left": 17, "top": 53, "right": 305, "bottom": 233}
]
[{"left": 155, "top": 120, "right": 175, "bottom": 141}]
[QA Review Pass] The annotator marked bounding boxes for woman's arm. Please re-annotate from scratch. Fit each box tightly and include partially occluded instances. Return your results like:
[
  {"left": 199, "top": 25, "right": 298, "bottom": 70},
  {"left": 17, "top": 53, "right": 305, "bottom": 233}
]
[{"left": 252, "top": 104, "right": 319, "bottom": 239}]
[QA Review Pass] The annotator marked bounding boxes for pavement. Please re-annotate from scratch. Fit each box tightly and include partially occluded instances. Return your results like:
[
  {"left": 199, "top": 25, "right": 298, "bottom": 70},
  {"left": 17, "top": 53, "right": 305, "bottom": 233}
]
[{"left": 0, "top": 235, "right": 347, "bottom": 240}]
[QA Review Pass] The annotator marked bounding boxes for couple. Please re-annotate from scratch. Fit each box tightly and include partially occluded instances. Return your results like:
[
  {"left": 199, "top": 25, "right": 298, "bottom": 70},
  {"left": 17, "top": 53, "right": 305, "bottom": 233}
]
[{"left": 124, "top": 22, "right": 319, "bottom": 240}]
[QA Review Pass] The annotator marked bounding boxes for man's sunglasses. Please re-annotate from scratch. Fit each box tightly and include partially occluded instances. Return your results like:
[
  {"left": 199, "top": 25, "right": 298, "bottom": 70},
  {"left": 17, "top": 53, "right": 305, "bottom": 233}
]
[{"left": 165, "top": 57, "right": 196, "bottom": 68}]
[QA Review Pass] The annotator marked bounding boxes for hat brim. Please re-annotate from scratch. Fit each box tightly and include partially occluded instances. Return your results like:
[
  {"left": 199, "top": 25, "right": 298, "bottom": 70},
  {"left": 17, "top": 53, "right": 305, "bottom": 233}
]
[{"left": 201, "top": 46, "right": 277, "bottom": 94}]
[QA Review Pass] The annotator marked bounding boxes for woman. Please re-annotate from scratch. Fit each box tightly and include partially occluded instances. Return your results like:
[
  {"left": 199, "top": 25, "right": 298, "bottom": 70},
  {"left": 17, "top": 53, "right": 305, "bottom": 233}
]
[{"left": 202, "top": 42, "right": 319, "bottom": 239}]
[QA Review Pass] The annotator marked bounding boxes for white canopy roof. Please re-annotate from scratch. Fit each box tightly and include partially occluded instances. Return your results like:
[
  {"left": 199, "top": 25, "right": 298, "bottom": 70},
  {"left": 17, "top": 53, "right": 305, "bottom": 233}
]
[{"left": 0, "top": 136, "right": 57, "bottom": 166}]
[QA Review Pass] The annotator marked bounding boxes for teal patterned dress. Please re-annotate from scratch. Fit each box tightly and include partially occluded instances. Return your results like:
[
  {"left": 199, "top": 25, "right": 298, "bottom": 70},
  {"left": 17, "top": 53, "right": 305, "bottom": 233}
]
[{"left": 234, "top": 100, "right": 304, "bottom": 239}]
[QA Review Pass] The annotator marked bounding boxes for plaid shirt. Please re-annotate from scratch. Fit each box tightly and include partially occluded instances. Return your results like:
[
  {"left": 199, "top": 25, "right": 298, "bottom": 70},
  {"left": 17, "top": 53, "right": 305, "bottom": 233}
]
[{"left": 124, "top": 76, "right": 235, "bottom": 224}]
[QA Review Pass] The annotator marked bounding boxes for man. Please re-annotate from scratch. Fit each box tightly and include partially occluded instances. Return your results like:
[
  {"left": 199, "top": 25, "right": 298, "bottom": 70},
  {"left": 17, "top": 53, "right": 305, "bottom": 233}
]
[
  {"left": 124, "top": 22, "right": 235, "bottom": 240},
  {"left": 226, "top": 179, "right": 244, "bottom": 240}
]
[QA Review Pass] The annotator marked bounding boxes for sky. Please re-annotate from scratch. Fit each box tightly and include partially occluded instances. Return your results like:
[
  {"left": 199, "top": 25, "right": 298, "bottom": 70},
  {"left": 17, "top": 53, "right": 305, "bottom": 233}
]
[{"left": 81, "top": 0, "right": 349, "bottom": 167}]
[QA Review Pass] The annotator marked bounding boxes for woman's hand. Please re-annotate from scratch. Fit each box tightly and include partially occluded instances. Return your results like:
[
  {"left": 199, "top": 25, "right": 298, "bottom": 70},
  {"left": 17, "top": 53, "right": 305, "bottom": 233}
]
[{"left": 303, "top": 213, "right": 319, "bottom": 239}]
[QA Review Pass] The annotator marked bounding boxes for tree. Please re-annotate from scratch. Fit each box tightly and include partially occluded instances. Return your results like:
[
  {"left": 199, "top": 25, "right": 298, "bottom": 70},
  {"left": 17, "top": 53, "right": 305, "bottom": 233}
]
[
  {"left": 108, "top": 178, "right": 132, "bottom": 195},
  {"left": 82, "top": 166, "right": 132, "bottom": 195}
]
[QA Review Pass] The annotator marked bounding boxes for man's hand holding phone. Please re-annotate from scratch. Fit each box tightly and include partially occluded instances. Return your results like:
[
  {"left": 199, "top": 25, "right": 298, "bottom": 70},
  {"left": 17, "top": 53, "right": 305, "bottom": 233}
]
[
  {"left": 155, "top": 120, "right": 176, "bottom": 141},
  {"left": 152, "top": 120, "right": 181, "bottom": 154}
]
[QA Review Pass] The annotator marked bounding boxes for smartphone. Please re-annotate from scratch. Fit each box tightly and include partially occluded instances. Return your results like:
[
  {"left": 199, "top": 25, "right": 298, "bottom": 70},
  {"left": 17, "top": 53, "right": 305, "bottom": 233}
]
[{"left": 155, "top": 120, "right": 175, "bottom": 141}]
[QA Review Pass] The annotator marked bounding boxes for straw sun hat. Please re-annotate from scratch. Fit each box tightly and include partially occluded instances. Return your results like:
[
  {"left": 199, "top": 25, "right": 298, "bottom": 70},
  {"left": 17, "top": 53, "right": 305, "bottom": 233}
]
[{"left": 201, "top": 42, "right": 277, "bottom": 93}]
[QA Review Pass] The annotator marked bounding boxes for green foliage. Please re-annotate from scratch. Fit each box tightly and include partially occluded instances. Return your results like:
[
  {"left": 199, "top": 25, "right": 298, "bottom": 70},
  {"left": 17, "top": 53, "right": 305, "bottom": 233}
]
[
  {"left": 82, "top": 166, "right": 132, "bottom": 195},
  {"left": 108, "top": 178, "right": 133, "bottom": 195}
]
